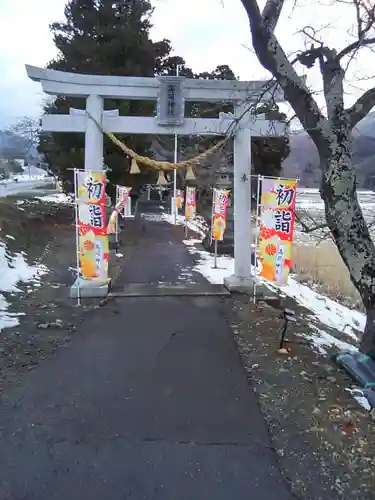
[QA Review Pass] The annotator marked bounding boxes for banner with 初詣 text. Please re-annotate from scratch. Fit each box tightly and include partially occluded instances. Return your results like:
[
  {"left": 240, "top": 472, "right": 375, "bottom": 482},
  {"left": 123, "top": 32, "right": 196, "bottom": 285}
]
[
  {"left": 212, "top": 189, "right": 230, "bottom": 241},
  {"left": 258, "top": 178, "right": 297, "bottom": 286},
  {"left": 117, "top": 186, "right": 132, "bottom": 216},
  {"left": 76, "top": 171, "right": 109, "bottom": 282},
  {"left": 185, "top": 187, "right": 196, "bottom": 220},
  {"left": 107, "top": 186, "right": 133, "bottom": 234},
  {"left": 176, "top": 189, "right": 184, "bottom": 210}
]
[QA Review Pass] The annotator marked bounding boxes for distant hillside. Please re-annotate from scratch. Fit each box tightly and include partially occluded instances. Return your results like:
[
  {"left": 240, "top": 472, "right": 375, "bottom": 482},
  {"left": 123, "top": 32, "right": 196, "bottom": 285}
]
[
  {"left": 0, "top": 130, "right": 39, "bottom": 163},
  {"left": 283, "top": 112, "right": 375, "bottom": 187}
]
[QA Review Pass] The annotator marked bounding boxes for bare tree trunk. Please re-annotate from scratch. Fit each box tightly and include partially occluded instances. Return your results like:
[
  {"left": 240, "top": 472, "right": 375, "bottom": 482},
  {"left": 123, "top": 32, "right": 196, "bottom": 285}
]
[
  {"left": 320, "top": 150, "right": 375, "bottom": 356},
  {"left": 362, "top": 308, "right": 375, "bottom": 357}
]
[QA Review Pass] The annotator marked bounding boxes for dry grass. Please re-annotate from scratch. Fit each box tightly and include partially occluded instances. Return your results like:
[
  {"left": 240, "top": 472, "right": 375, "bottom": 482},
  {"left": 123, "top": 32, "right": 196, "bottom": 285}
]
[{"left": 293, "top": 241, "right": 362, "bottom": 308}]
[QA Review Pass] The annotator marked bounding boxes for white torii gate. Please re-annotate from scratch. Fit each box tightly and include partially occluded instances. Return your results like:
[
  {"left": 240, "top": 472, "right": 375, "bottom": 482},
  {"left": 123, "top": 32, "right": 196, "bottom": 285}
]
[{"left": 26, "top": 65, "right": 287, "bottom": 293}]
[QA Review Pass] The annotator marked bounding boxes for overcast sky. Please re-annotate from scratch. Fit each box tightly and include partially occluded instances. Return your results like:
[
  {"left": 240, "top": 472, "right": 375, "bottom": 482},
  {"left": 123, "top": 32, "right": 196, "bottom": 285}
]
[{"left": 0, "top": 0, "right": 373, "bottom": 128}]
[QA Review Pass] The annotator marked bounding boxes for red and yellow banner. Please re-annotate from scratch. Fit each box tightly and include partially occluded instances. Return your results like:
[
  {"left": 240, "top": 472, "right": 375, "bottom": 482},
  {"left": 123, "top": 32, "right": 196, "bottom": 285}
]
[
  {"left": 76, "top": 171, "right": 109, "bottom": 282},
  {"left": 212, "top": 189, "right": 230, "bottom": 241},
  {"left": 185, "top": 187, "right": 196, "bottom": 220},
  {"left": 176, "top": 189, "right": 184, "bottom": 210},
  {"left": 107, "top": 185, "right": 132, "bottom": 234},
  {"left": 117, "top": 186, "right": 132, "bottom": 212},
  {"left": 258, "top": 178, "right": 297, "bottom": 286}
]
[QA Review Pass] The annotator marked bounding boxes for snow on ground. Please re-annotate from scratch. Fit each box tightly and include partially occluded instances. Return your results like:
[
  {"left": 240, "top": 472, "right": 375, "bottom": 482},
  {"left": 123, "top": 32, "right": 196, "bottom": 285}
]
[
  {"left": 0, "top": 178, "right": 53, "bottom": 198},
  {"left": 277, "top": 279, "right": 364, "bottom": 338},
  {"left": 0, "top": 241, "right": 47, "bottom": 331},
  {"left": 345, "top": 387, "right": 372, "bottom": 411},
  {"left": 156, "top": 211, "right": 208, "bottom": 239},
  {"left": 0, "top": 165, "right": 55, "bottom": 199},
  {"left": 304, "top": 325, "right": 358, "bottom": 355},
  {"left": 296, "top": 189, "right": 375, "bottom": 212},
  {"left": 36, "top": 193, "right": 73, "bottom": 205}
]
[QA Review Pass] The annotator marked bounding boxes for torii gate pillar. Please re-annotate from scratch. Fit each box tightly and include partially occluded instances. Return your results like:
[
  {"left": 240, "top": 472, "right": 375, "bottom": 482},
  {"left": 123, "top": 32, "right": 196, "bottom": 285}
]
[
  {"left": 224, "top": 102, "right": 253, "bottom": 291},
  {"left": 85, "top": 95, "right": 104, "bottom": 171}
]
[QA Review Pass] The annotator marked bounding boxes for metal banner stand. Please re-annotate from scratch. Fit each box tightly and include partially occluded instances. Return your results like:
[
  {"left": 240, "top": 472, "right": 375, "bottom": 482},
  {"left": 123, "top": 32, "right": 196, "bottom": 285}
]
[
  {"left": 73, "top": 168, "right": 81, "bottom": 306},
  {"left": 253, "top": 175, "right": 262, "bottom": 304},
  {"left": 115, "top": 185, "right": 119, "bottom": 250},
  {"left": 210, "top": 186, "right": 214, "bottom": 243},
  {"left": 184, "top": 190, "right": 189, "bottom": 239},
  {"left": 211, "top": 188, "right": 217, "bottom": 269},
  {"left": 213, "top": 240, "right": 218, "bottom": 269}
]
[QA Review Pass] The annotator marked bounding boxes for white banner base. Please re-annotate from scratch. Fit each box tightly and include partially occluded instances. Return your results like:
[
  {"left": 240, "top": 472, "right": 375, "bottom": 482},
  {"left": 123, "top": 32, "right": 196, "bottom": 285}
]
[{"left": 70, "top": 277, "right": 110, "bottom": 299}]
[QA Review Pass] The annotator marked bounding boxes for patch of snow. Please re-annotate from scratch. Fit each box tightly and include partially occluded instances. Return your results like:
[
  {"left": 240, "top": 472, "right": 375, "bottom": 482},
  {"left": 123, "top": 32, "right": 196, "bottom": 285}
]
[
  {"left": 13, "top": 174, "right": 48, "bottom": 182},
  {"left": 160, "top": 212, "right": 208, "bottom": 238},
  {"left": 276, "top": 278, "right": 364, "bottom": 340},
  {"left": 141, "top": 212, "right": 165, "bottom": 222},
  {"left": 345, "top": 388, "right": 371, "bottom": 411},
  {"left": 141, "top": 210, "right": 209, "bottom": 239},
  {"left": 0, "top": 243, "right": 47, "bottom": 293},
  {"left": 183, "top": 239, "right": 201, "bottom": 246},
  {"left": 185, "top": 245, "right": 234, "bottom": 284},
  {"left": 15, "top": 199, "right": 39, "bottom": 206},
  {"left": 177, "top": 265, "right": 196, "bottom": 284},
  {"left": 0, "top": 293, "right": 21, "bottom": 330},
  {"left": 304, "top": 325, "right": 358, "bottom": 355},
  {"left": 37, "top": 193, "right": 73, "bottom": 205},
  {"left": 0, "top": 178, "right": 53, "bottom": 198},
  {"left": 0, "top": 241, "right": 47, "bottom": 332}
]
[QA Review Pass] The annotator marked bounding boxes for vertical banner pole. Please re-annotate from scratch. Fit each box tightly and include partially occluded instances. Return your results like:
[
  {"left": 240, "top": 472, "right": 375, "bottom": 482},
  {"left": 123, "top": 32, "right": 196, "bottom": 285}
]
[
  {"left": 74, "top": 169, "right": 81, "bottom": 306},
  {"left": 212, "top": 187, "right": 217, "bottom": 268},
  {"left": 184, "top": 187, "right": 188, "bottom": 239},
  {"left": 172, "top": 137, "right": 178, "bottom": 225},
  {"left": 115, "top": 185, "right": 119, "bottom": 247},
  {"left": 210, "top": 187, "right": 215, "bottom": 244},
  {"left": 254, "top": 175, "right": 262, "bottom": 304}
]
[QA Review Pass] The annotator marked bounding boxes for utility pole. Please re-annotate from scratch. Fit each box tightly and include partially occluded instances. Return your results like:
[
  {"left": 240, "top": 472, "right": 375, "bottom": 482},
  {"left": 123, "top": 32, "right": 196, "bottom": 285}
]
[{"left": 172, "top": 64, "right": 184, "bottom": 225}]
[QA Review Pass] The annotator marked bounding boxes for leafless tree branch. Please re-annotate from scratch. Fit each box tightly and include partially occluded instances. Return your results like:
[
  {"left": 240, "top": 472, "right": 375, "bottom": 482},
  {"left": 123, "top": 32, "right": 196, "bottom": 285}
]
[
  {"left": 336, "top": 0, "right": 375, "bottom": 59},
  {"left": 240, "top": 0, "right": 328, "bottom": 147},
  {"left": 261, "top": 0, "right": 284, "bottom": 33},
  {"left": 294, "top": 210, "right": 328, "bottom": 234},
  {"left": 346, "top": 86, "right": 375, "bottom": 128}
]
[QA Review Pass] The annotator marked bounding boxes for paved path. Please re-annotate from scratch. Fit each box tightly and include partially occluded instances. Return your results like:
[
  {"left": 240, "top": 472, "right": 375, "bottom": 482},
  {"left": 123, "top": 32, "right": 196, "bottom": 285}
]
[{"left": 0, "top": 202, "right": 293, "bottom": 500}]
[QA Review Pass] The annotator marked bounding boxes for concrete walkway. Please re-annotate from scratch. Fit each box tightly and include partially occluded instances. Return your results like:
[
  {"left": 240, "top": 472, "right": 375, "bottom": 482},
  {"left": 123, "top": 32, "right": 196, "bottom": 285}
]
[{"left": 0, "top": 202, "right": 294, "bottom": 500}]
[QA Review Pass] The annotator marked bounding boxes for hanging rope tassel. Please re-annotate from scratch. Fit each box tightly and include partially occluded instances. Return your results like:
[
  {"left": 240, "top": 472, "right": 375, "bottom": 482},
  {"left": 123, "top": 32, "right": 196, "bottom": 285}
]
[
  {"left": 185, "top": 165, "right": 195, "bottom": 180},
  {"left": 157, "top": 170, "right": 168, "bottom": 185},
  {"left": 130, "top": 158, "right": 141, "bottom": 174}
]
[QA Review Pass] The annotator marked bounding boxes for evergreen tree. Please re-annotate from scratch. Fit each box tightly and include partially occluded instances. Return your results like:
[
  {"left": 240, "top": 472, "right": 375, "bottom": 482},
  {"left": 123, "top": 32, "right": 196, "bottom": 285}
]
[
  {"left": 39, "top": 0, "right": 176, "bottom": 188},
  {"left": 38, "top": 1, "right": 243, "bottom": 192}
]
